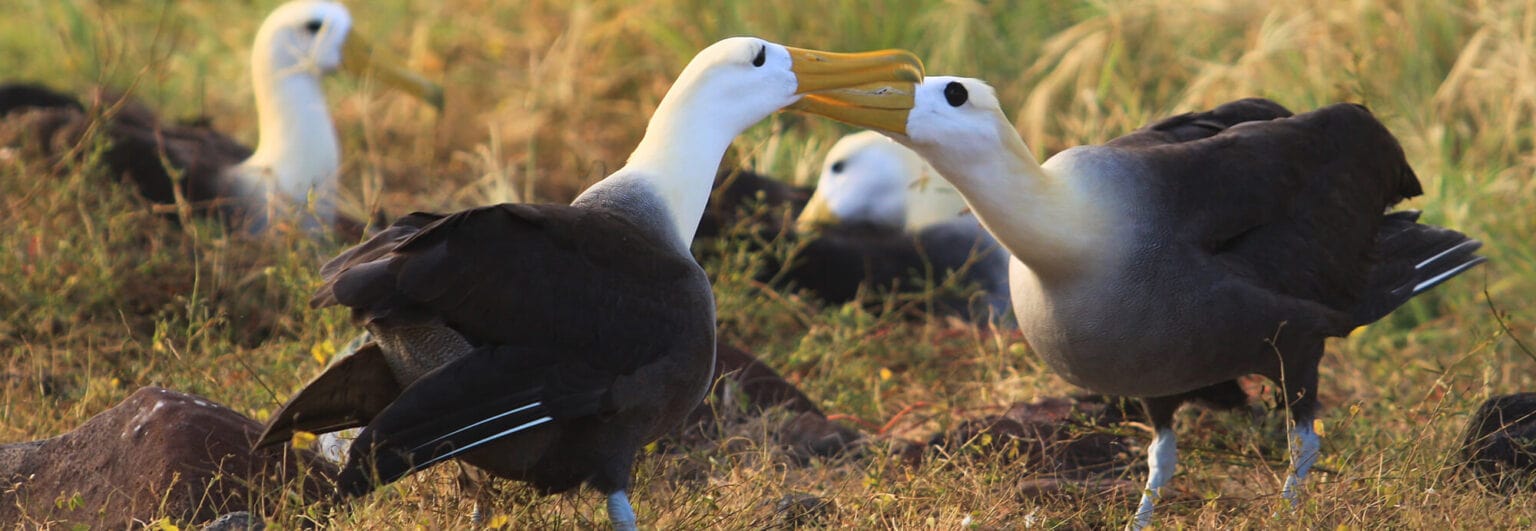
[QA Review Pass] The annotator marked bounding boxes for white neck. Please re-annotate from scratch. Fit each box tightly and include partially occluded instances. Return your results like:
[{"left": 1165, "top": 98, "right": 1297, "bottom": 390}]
[
  {"left": 236, "top": 44, "right": 341, "bottom": 224},
  {"left": 916, "top": 124, "right": 1107, "bottom": 281},
  {"left": 581, "top": 90, "right": 741, "bottom": 247}
]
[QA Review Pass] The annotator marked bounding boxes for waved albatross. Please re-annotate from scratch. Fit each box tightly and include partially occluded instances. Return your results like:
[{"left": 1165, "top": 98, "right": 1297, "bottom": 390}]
[
  {"left": 254, "top": 37, "right": 922, "bottom": 528},
  {"left": 0, "top": 0, "right": 441, "bottom": 235},
  {"left": 835, "top": 77, "right": 1486, "bottom": 528}
]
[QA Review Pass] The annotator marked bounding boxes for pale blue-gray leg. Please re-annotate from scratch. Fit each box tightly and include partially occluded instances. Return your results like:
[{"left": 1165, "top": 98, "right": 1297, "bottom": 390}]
[
  {"left": 607, "top": 490, "right": 638, "bottom": 531},
  {"left": 1131, "top": 427, "right": 1177, "bottom": 530},
  {"left": 1280, "top": 422, "right": 1320, "bottom": 506}
]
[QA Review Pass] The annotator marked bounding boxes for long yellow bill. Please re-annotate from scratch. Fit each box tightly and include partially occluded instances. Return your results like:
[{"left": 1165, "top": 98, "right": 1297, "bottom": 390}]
[
  {"left": 786, "top": 48, "right": 924, "bottom": 94},
  {"left": 781, "top": 47, "right": 922, "bottom": 134},
  {"left": 341, "top": 35, "right": 446, "bottom": 111},
  {"left": 788, "top": 82, "right": 917, "bottom": 135}
]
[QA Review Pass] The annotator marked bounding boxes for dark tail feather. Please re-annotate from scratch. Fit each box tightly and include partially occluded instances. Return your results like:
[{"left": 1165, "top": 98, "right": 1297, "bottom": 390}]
[{"left": 1352, "top": 210, "right": 1487, "bottom": 325}]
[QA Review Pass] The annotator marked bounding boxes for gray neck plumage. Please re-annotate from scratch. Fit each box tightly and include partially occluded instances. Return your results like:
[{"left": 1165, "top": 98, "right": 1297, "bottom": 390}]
[{"left": 572, "top": 178, "right": 691, "bottom": 256}]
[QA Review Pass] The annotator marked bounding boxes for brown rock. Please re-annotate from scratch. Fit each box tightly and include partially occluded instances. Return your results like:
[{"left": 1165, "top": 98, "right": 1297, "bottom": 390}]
[
  {"left": 1462, "top": 393, "right": 1536, "bottom": 492},
  {"left": 0, "top": 386, "right": 335, "bottom": 526},
  {"left": 780, "top": 411, "right": 864, "bottom": 461},
  {"left": 912, "top": 396, "right": 1141, "bottom": 480}
]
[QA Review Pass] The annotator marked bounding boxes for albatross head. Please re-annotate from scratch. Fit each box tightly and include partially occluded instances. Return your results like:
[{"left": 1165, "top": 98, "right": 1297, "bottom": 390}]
[
  {"left": 647, "top": 37, "right": 924, "bottom": 141},
  {"left": 241, "top": 1, "right": 441, "bottom": 233},
  {"left": 892, "top": 77, "right": 1032, "bottom": 174},
  {"left": 255, "top": 1, "right": 353, "bottom": 77},
  {"left": 253, "top": 1, "right": 441, "bottom": 106},
  {"left": 793, "top": 75, "right": 1039, "bottom": 213},
  {"left": 609, "top": 37, "right": 924, "bottom": 245},
  {"left": 796, "top": 130, "right": 964, "bottom": 233}
]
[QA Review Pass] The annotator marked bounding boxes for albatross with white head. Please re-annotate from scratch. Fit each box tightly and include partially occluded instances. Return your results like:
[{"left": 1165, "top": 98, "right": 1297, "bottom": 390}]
[
  {"left": 0, "top": 0, "right": 441, "bottom": 235},
  {"left": 256, "top": 37, "right": 922, "bottom": 530},
  {"left": 819, "top": 76, "right": 1486, "bottom": 528}
]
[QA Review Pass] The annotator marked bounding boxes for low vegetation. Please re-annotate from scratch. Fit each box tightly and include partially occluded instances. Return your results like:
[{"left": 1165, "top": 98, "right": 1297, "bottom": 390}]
[{"left": 2, "top": 0, "right": 1532, "bottom": 527}]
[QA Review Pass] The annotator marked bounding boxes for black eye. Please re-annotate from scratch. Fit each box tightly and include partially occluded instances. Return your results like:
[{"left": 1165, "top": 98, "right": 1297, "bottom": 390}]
[
  {"left": 752, "top": 47, "right": 766, "bottom": 67},
  {"left": 944, "top": 82, "right": 968, "bottom": 107},
  {"left": 304, "top": 20, "right": 324, "bottom": 34},
  {"left": 830, "top": 161, "right": 846, "bottom": 173}
]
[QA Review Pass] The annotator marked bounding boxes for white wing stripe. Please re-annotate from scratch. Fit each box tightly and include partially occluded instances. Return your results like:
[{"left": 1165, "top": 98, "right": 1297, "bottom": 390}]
[
  {"left": 1414, "top": 241, "right": 1479, "bottom": 270},
  {"left": 412, "top": 402, "right": 543, "bottom": 452},
  {"left": 412, "top": 416, "right": 555, "bottom": 470},
  {"left": 1412, "top": 258, "right": 1483, "bottom": 295}
]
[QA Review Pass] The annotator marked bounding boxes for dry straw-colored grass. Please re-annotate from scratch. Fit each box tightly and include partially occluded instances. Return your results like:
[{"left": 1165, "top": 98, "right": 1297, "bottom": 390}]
[{"left": 2, "top": 0, "right": 1534, "bottom": 528}]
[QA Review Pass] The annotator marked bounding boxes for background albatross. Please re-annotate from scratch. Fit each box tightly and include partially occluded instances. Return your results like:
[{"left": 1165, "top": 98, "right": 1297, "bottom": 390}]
[{"left": 0, "top": 0, "right": 441, "bottom": 236}]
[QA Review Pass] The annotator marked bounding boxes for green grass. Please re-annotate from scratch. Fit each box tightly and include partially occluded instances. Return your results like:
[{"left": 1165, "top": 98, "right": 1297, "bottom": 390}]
[{"left": 3, "top": 0, "right": 1535, "bottom": 527}]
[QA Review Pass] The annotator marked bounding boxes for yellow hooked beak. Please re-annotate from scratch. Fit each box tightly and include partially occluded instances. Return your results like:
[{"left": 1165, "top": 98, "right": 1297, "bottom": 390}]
[
  {"left": 783, "top": 48, "right": 923, "bottom": 135},
  {"left": 342, "top": 35, "right": 446, "bottom": 111},
  {"left": 795, "top": 192, "right": 840, "bottom": 232}
]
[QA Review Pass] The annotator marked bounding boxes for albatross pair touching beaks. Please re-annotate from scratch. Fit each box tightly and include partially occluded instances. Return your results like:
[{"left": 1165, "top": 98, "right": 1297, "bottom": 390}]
[
  {"left": 256, "top": 38, "right": 923, "bottom": 529},
  {"left": 833, "top": 78, "right": 1485, "bottom": 528},
  {"left": 0, "top": 0, "right": 441, "bottom": 236}
]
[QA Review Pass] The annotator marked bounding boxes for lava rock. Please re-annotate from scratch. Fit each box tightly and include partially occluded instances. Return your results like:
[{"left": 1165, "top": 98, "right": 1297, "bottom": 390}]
[
  {"left": 0, "top": 386, "right": 335, "bottom": 526},
  {"left": 1462, "top": 392, "right": 1536, "bottom": 492},
  {"left": 908, "top": 396, "right": 1142, "bottom": 480},
  {"left": 780, "top": 410, "right": 864, "bottom": 461}
]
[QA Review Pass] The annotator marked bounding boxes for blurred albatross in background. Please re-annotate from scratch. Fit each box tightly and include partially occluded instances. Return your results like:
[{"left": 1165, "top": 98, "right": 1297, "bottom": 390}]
[{"left": 0, "top": 0, "right": 442, "bottom": 236}]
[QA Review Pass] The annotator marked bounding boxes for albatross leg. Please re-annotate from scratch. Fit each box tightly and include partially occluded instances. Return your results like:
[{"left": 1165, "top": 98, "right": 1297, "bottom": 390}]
[
  {"left": 1131, "top": 395, "right": 1186, "bottom": 530},
  {"left": 1281, "top": 418, "right": 1321, "bottom": 504},
  {"left": 1279, "top": 355, "right": 1322, "bottom": 507},
  {"left": 456, "top": 463, "right": 496, "bottom": 524},
  {"left": 607, "top": 490, "right": 638, "bottom": 531}
]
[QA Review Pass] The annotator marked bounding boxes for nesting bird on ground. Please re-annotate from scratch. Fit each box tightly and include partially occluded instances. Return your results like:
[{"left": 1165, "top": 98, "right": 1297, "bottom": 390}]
[
  {"left": 791, "top": 130, "right": 1012, "bottom": 323},
  {"left": 830, "top": 77, "right": 1486, "bottom": 528},
  {"left": 255, "top": 37, "right": 922, "bottom": 529},
  {"left": 797, "top": 130, "right": 967, "bottom": 233},
  {"left": 0, "top": 0, "right": 441, "bottom": 236},
  {"left": 698, "top": 131, "right": 1013, "bottom": 324}
]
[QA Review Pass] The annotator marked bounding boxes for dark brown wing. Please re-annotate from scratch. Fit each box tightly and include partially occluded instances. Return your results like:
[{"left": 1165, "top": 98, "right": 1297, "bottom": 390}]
[
  {"left": 695, "top": 168, "right": 811, "bottom": 240},
  {"left": 316, "top": 203, "right": 716, "bottom": 495},
  {"left": 310, "top": 212, "right": 446, "bottom": 309},
  {"left": 762, "top": 217, "right": 1008, "bottom": 321},
  {"left": 1106, "top": 98, "right": 1294, "bottom": 148},
  {"left": 0, "top": 82, "right": 253, "bottom": 213},
  {"left": 0, "top": 82, "right": 82, "bottom": 116},
  {"left": 316, "top": 201, "right": 713, "bottom": 379},
  {"left": 1121, "top": 101, "right": 1423, "bottom": 313},
  {"left": 254, "top": 342, "right": 402, "bottom": 449},
  {"left": 335, "top": 343, "right": 584, "bottom": 496}
]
